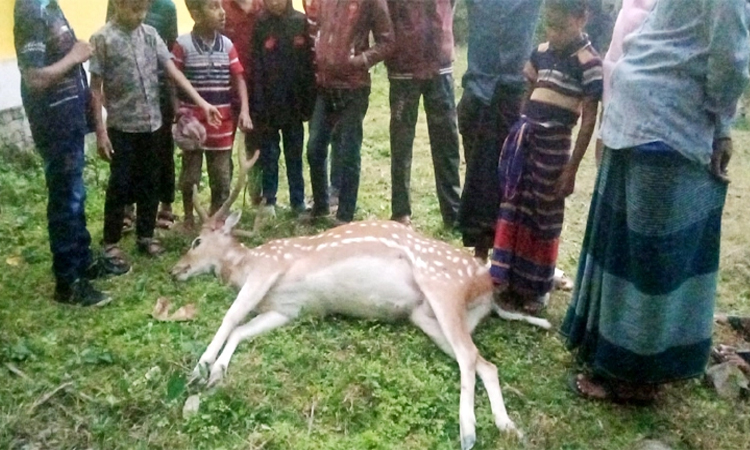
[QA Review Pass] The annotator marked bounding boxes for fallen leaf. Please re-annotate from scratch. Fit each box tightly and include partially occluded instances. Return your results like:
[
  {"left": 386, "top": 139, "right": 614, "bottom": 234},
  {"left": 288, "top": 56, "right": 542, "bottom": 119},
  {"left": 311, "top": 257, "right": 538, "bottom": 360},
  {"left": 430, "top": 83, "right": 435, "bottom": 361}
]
[
  {"left": 169, "top": 304, "right": 197, "bottom": 321},
  {"left": 152, "top": 297, "right": 171, "bottom": 320},
  {"left": 152, "top": 297, "right": 197, "bottom": 322},
  {"left": 6, "top": 256, "right": 21, "bottom": 266}
]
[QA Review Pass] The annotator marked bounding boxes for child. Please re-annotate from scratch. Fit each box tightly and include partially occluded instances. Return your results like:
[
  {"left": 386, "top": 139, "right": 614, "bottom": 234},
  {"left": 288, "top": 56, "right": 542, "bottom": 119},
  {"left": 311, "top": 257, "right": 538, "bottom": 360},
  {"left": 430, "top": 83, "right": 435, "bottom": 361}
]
[
  {"left": 490, "top": 0, "right": 602, "bottom": 315},
  {"left": 174, "top": 0, "right": 253, "bottom": 226},
  {"left": 90, "top": 0, "right": 222, "bottom": 269},
  {"left": 252, "top": 0, "right": 316, "bottom": 216}
]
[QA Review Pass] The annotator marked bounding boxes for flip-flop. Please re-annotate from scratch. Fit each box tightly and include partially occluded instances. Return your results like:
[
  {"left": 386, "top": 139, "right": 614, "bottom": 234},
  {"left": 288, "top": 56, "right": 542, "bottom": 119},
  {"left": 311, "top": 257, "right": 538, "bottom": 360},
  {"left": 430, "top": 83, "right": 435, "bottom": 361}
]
[{"left": 568, "top": 373, "right": 657, "bottom": 406}]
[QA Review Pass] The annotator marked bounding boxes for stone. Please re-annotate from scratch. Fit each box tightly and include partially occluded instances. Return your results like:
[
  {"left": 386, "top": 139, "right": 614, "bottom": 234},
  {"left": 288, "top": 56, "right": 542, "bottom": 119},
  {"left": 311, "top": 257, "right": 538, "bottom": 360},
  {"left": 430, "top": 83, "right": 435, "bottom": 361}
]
[
  {"left": 705, "top": 362, "right": 749, "bottom": 400},
  {"left": 182, "top": 394, "right": 200, "bottom": 419}
]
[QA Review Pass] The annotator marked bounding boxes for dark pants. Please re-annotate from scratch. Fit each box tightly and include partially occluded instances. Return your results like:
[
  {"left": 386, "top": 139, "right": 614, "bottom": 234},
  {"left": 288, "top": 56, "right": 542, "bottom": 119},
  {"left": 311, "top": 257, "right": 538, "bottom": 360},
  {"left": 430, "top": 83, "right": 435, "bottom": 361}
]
[
  {"left": 103, "top": 128, "right": 160, "bottom": 244},
  {"left": 259, "top": 121, "right": 305, "bottom": 208},
  {"left": 307, "top": 87, "right": 370, "bottom": 222},
  {"left": 37, "top": 132, "right": 92, "bottom": 285},
  {"left": 155, "top": 119, "right": 175, "bottom": 204},
  {"left": 389, "top": 74, "right": 461, "bottom": 226},
  {"left": 457, "top": 86, "right": 524, "bottom": 250}
]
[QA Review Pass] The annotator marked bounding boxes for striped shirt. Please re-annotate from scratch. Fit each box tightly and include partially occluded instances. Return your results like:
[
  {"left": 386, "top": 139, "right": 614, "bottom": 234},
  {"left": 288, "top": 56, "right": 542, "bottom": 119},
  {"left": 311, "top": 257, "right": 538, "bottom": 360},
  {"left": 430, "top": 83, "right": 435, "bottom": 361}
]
[
  {"left": 172, "top": 31, "right": 244, "bottom": 150},
  {"left": 523, "top": 36, "right": 603, "bottom": 129}
]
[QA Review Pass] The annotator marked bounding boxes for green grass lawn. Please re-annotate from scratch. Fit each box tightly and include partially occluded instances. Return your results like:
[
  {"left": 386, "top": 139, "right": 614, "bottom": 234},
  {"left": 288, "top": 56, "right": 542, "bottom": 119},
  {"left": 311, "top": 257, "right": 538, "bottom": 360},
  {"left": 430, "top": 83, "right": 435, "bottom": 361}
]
[{"left": 2, "top": 50, "right": 750, "bottom": 450}]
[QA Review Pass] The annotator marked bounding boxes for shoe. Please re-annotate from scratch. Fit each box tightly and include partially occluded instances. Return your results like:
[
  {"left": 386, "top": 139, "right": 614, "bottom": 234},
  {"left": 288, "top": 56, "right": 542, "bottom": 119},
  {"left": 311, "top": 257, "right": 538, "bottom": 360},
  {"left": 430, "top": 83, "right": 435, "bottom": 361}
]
[
  {"left": 86, "top": 251, "right": 131, "bottom": 279},
  {"left": 55, "top": 279, "right": 111, "bottom": 307}
]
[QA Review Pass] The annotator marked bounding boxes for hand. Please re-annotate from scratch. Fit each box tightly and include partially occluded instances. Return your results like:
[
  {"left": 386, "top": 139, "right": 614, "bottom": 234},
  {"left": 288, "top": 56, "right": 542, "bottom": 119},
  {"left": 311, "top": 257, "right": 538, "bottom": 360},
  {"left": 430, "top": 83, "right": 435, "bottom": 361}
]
[
  {"left": 554, "top": 164, "right": 578, "bottom": 198},
  {"left": 69, "top": 41, "right": 92, "bottom": 64},
  {"left": 348, "top": 53, "right": 367, "bottom": 70},
  {"left": 710, "top": 137, "right": 732, "bottom": 183},
  {"left": 238, "top": 111, "right": 253, "bottom": 133},
  {"left": 201, "top": 102, "right": 223, "bottom": 128},
  {"left": 96, "top": 131, "right": 114, "bottom": 162}
]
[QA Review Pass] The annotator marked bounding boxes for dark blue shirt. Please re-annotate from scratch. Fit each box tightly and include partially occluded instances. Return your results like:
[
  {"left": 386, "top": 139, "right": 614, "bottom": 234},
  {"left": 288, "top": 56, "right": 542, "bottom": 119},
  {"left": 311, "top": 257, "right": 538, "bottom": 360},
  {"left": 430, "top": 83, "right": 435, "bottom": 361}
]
[
  {"left": 462, "top": 0, "right": 542, "bottom": 104},
  {"left": 14, "top": 0, "right": 90, "bottom": 141}
]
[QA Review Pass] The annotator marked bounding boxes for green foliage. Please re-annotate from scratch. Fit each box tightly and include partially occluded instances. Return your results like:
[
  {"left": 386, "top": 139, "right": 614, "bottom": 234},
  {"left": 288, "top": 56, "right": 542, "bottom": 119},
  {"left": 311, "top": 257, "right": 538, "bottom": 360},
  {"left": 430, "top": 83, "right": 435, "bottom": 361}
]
[{"left": 1, "top": 47, "right": 750, "bottom": 450}]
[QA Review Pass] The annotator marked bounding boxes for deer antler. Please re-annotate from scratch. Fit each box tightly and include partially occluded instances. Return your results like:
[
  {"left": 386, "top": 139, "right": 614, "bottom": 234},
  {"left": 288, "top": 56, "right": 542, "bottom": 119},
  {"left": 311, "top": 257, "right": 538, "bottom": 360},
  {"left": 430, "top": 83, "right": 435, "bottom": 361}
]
[
  {"left": 192, "top": 185, "right": 210, "bottom": 223},
  {"left": 213, "top": 144, "right": 260, "bottom": 222},
  {"left": 191, "top": 131, "right": 260, "bottom": 225}
]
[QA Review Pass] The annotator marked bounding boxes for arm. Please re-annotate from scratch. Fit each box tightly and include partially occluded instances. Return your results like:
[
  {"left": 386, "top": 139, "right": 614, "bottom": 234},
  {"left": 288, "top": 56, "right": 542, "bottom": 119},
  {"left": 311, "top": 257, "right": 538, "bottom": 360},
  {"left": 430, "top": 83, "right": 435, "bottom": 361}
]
[
  {"left": 705, "top": 0, "right": 750, "bottom": 140},
  {"left": 22, "top": 41, "right": 91, "bottom": 92},
  {"left": 232, "top": 73, "right": 253, "bottom": 132},
  {"left": 352, "top": 0, "right": 394, "bottom": 68},
  {"left": 90, "top": 74, "right": 114, "bottom": 162},
  {"left": 555, "top": 98, "right": 599, "bottom": 198},
  {"left": 164, "top": 60, "right": 223, "bottom": 127}
]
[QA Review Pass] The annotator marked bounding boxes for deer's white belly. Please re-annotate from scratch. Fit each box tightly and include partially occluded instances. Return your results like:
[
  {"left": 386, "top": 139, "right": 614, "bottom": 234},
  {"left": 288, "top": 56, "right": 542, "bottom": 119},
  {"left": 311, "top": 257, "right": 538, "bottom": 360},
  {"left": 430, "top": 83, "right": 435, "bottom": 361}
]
[{"left": 261, "top": 255, "right": 422, "bottom": 320}]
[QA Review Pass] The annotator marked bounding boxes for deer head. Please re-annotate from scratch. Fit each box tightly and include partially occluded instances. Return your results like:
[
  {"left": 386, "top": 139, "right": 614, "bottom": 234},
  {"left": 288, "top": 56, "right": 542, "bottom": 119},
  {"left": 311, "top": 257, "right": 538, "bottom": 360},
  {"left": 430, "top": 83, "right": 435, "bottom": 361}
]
[{"left": 170, "top": 149, "right": 259, "bottom": 282}]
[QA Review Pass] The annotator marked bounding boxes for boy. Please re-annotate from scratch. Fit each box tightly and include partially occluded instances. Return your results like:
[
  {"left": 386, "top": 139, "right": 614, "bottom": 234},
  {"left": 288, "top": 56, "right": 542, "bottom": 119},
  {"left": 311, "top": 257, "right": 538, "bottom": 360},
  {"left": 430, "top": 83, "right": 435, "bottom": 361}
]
[
  {"left": 90, "top": 0, "right": 222, "bottom": 269},
  {"left": 107, "top": 0, "right": 180, "bottom": 230},
  {"left": 305, "top": 0, "right": 394, "bottom": 225},
  {"left": 385, "top": 0, "right": 461, "bottom": 229},
  {"left": 252, "top": 0, "right": 316, "bottom": 216},
  {"left": 174, "top": 0, "right": 253, "bottom": 226},
  {"left": 490, "top": 0, "right": 602, "bottom": 315},
  {"left": 14, "top": 0, "right": 109, "bottom": 306}
]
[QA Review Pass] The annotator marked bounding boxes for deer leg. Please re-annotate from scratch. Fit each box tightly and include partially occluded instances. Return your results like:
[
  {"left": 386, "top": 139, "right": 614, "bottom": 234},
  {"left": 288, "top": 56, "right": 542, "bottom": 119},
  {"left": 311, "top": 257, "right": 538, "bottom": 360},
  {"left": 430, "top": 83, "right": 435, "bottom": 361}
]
[
  {"left": 475, "top": 356, "right": 522, "bottom": 438},
  {"left": 410, "top": 306, "right": 455, "bottom": 357},
  {"left": 192, "top": 274, "right": 280, "bottom": 382},
  {"left": 208, "top": 311, "right": 290, "bottom": 386}
]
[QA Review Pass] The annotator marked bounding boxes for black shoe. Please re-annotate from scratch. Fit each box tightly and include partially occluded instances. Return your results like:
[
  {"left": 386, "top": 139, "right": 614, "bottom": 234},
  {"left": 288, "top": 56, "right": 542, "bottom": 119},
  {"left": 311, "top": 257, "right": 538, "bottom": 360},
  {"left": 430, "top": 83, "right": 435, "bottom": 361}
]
[
  {"left": 55, "top": 279, "right": 111, "bottom": 307},
  {"left": 85, "top": 254, "right": 131, "bottom": 279}
]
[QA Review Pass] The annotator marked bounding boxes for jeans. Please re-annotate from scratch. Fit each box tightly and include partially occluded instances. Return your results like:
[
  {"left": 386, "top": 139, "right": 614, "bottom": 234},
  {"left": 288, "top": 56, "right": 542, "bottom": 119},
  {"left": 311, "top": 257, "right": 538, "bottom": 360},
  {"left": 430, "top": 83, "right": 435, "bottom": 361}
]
[
  {"left": 103, "top": 129, "right": 160, "bottom": 244},
  {"left": 457, "top": 85, "right": 524, "bottom": 250},
  {"left": 307, "top": 87, "right": 370, "bottom": 222},
  {"left": 37, "top": 132, "right": 92, "bottom": 285},
  {"left": 259, "top": 121, "right": 305, "bottom": 208},
  {"left": 389, "top": 74, "right": 461, "bottom": 226}
]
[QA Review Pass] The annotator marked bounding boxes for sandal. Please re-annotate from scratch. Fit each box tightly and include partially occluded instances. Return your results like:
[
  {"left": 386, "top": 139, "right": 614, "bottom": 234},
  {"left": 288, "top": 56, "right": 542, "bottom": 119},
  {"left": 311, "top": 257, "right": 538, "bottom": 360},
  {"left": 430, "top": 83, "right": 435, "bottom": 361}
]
[
  {"left": 554, "top": 268, "right": 574, "bottom": 291},
  {"left": 137, "top": 237, "right": 166, "bottom": 257},
  {"left": 568, "top": 373, "right": 658, "bottom": 406},
  {"left": 156, "top": 210, "right": 177, "bottom": 229},
  {"left": 102, "top": 244, "right": 132, "bottom": 275},
  {"left": 122, "top": 205, "right": 136, "bottom": 234}
]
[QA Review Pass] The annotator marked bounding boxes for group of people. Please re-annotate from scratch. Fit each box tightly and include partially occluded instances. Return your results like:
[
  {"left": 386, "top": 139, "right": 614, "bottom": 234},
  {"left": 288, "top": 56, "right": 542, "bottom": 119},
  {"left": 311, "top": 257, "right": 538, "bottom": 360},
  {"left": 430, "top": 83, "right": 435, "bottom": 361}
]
[{"left": 14, "top": 0, "right": 750, "bottom": 406}]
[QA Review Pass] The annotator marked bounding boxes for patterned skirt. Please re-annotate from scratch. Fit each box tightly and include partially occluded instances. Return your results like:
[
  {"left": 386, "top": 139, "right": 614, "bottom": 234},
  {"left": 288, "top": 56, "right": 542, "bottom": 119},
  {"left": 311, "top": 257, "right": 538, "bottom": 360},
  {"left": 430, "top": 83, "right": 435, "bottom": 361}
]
[
  {"left": 561, "top": 144, "right": 727, "bottom": 384},
  {"left": 489, "top": 118, "right": 572, "bottom": 298}
]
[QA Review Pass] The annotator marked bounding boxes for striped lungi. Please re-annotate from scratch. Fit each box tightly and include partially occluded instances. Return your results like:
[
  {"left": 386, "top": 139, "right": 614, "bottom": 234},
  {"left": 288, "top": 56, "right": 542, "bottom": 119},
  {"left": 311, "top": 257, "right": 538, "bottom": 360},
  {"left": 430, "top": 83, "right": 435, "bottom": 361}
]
[
  {"left": 489, "top": 116, "right": 572, "bottom": 298},
  {"left": 561, "top": 144, "right": 727, "bottom": 384}
]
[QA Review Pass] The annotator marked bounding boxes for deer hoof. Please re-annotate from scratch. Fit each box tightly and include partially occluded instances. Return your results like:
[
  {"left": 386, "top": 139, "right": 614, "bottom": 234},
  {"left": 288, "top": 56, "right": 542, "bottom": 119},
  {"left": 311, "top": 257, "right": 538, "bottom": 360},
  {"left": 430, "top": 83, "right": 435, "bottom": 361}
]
[
  {"left": 497, "top": 419, "right": 523, "bottom": 439},
  {"left": 189, "top": 362, "right": 210, "bottom": 385},
  {"left": 460, "top": 434, "right": 476, "bottom": 450},
  {"left": 207, "top": 364, "right": 226, "bottom": 387}
]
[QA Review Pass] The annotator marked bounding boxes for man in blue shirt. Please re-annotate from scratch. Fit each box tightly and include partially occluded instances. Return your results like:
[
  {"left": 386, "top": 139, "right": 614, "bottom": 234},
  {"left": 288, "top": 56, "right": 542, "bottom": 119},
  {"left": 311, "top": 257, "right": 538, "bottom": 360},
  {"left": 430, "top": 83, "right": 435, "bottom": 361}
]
[
  {"left": 14, "top": 0, "right": 113, "bottom": 306},
  {"left": 456, "top": 0, "right": 543, "bottom": 261}
]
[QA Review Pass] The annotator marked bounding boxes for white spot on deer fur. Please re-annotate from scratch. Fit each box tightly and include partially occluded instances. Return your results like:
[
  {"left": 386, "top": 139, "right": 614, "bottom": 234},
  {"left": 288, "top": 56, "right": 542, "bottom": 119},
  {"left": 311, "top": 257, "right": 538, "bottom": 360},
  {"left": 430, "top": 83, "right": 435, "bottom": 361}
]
[
  {"left": 317, "top": 243, "right": 328, "bottom": 250},
  {"left": 391, "top": 234, "right": 399, "bottom": 239},
  {"left": 283, "top": 254, "right": 293, "bottom": 260},
  {"left": 415, "top": 244, "right": 422, "bottom": 251},
  {"left": 329, "top": 242, "right": 339, "bottom": 248},
  {"left": 345, "top": 230, "right": 353, "bottom": 234},
  {"left": 445, "top": 273, "right": 452, "bottom": 280},
  {"left": 457, "top": 269, "right": 464, "bottom": 277},
  {"left": 428, "top": 247, "right": 435, "bottom": 253},
  {"left": 434, "top": 261, "right": 444, "bottom": 267}
]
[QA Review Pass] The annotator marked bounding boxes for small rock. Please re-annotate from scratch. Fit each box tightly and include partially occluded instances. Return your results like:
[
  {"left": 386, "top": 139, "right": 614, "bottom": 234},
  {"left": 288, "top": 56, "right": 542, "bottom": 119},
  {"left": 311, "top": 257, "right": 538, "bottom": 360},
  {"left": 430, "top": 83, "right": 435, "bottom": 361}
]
[
  {"left": 182, "top": 394, "right": 201, "bottom": 419},
  {"left": 706, "top": 362, "right": 749, "bottom": 399}
]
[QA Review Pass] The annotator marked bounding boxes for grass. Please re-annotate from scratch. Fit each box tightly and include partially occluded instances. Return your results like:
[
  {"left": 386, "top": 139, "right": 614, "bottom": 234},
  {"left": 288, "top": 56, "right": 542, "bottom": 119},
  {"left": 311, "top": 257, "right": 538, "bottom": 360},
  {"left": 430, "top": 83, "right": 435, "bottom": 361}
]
[{"left": 2, "top": 48, "right": 750, "bottom": 450}]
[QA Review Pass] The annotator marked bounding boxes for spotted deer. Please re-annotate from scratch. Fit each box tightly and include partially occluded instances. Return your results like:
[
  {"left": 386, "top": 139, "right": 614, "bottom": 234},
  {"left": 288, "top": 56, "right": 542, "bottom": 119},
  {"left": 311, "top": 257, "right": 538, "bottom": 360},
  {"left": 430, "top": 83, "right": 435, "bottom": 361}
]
[{"left": 171, "top": 151, "right": 550, "bottom": 449}]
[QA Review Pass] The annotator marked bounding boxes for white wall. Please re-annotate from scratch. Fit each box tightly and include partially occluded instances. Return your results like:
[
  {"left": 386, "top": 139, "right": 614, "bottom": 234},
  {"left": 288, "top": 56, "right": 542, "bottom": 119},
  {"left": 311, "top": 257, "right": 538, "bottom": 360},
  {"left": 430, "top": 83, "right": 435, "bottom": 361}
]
[{"left": 0, "top": 59, "right": 22, "bottom": 111}]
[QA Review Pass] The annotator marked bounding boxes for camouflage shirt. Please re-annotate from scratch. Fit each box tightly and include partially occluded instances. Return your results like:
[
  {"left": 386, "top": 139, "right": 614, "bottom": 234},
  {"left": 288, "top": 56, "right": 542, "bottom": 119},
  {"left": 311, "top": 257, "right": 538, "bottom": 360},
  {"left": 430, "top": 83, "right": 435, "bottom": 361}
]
[{"left": 89, "top": 22, "right": 172, "bottom": 133}]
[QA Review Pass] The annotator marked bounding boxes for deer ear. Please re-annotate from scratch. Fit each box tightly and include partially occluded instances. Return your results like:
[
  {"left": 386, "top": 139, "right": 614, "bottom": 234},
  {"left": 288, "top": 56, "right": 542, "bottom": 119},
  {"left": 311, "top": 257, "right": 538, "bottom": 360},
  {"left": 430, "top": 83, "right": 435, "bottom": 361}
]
[{"left": 222, "top": 211, "right": 242, "bottom": 234}]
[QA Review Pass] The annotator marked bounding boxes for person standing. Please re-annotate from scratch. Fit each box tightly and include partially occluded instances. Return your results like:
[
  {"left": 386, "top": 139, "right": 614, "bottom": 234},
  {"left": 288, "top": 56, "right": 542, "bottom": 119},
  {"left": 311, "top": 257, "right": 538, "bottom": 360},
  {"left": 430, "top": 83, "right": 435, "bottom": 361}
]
[
  {"left": 223, "top": 0, "right": 264, "bottom": 204},
  {"left": 107, "top": 0, "right": 180, "bottom": 229},
  {"left": 13, "top": 0, "right": 111, "bottom": 305},
  {"left": 456, "top": 0, "right": 543, "bottom": 261},
  {"left": 252, "top": 0, "right": 316, "bottom": 215},
  {"left": 305, "top": 0, "right": 394, "bottom": 225},
  {"left": 563, "top": 0, "right": 749, "bottom": 403},
  {"left": 385, "top": 0, "right": 461, "bottom": 228}
]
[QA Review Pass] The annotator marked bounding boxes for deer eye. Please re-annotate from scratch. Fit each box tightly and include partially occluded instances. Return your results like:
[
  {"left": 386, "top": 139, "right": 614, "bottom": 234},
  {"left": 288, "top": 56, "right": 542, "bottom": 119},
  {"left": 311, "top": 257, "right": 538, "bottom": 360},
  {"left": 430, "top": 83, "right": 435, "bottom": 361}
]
[{"left": 191, "top": 238, "right": 202, "bottom": 249}]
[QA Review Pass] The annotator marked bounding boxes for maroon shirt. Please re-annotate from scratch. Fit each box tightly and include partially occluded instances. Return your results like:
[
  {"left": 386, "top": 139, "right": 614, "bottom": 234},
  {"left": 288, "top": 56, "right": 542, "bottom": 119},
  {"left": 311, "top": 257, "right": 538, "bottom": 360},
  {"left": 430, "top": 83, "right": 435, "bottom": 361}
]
[
  {"left": 312, "top": 0, "right": 395, "bottom": 89},
  {"left": 385, "top": 0, "right": 455, "bottom": 79},
  {"left": 222, "top": 0, "right": 263, "bottom": 80}
]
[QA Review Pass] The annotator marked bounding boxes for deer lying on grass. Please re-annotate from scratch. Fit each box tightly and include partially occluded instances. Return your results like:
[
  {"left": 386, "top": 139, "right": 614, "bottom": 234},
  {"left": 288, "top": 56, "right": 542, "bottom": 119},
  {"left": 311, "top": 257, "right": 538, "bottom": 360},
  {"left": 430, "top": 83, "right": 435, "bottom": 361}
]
[{"left": 171, "top": 152, "right": 550, "bottom": 449}]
